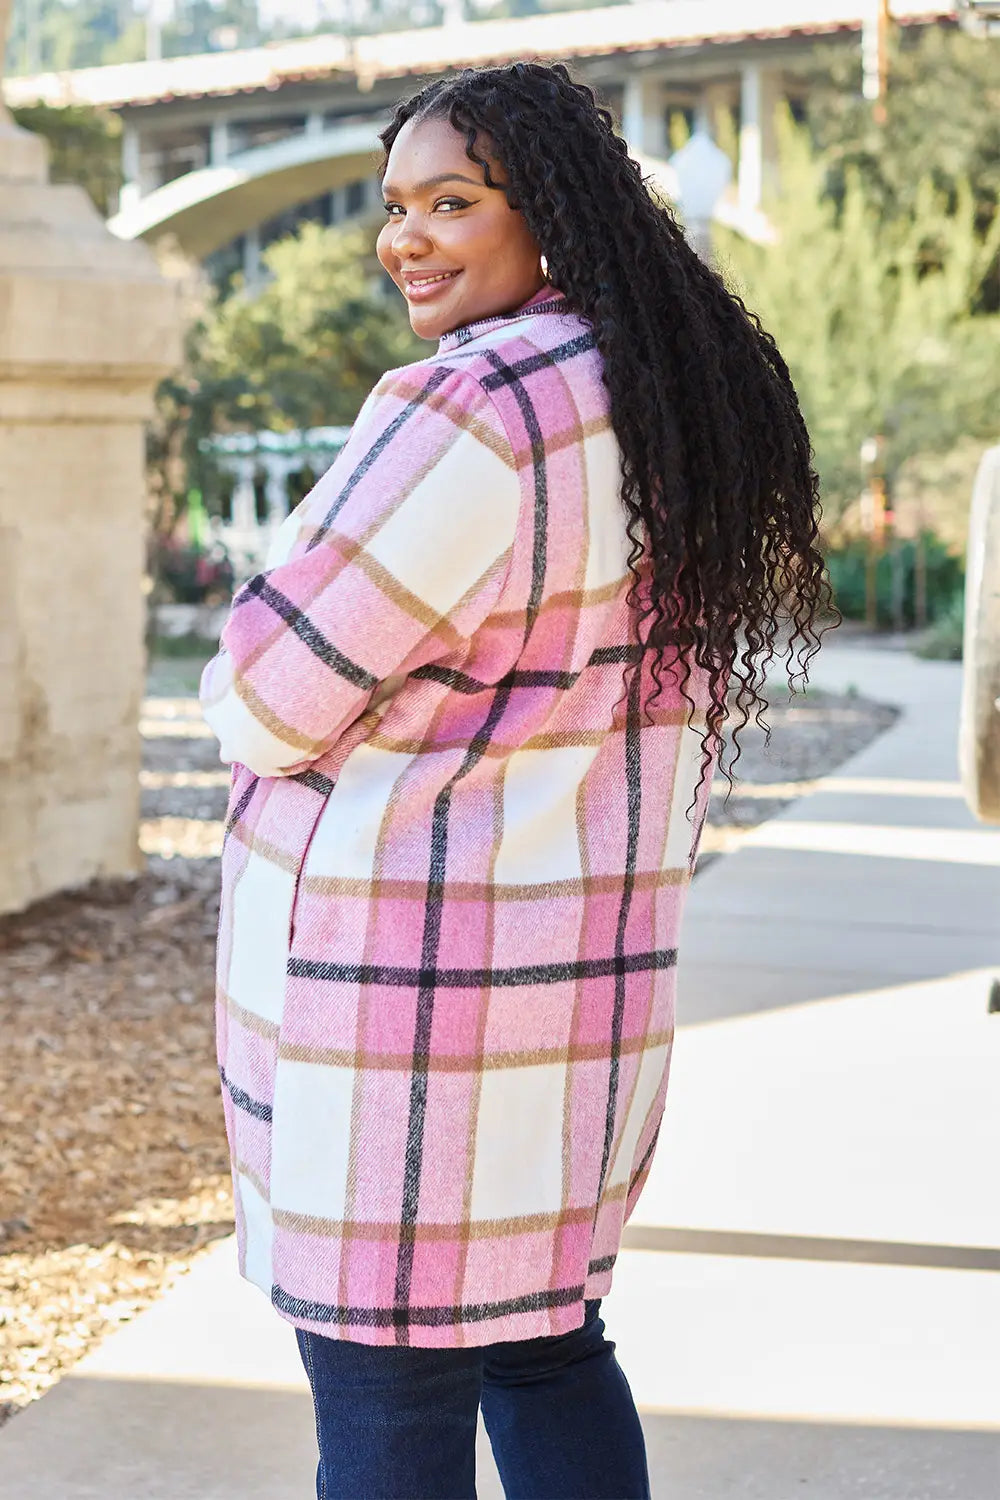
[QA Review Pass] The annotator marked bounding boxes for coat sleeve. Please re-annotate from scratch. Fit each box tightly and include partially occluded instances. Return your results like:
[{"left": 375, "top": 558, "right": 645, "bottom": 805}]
[{"left": 199, "top": 364, "right": 521, "bottom": 778}]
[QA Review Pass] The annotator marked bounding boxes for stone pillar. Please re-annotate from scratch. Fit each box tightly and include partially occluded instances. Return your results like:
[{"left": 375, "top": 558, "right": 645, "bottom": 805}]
[
  {"left": 0, "top": 0, "right": 181, "bottom": 915},
  {"left": 118, "top": 120, "right": 141, "bottom": 213},
  {"left": 264, "top": 459, "right": 290, "bottom": 527},
  {"left": 231, "top": 461, "right": 258, "bottom": 531},
  {"left": 243, "top": 225, "right": 262, "bottom": 287},
  {"left": 209, "top": 115, "right": 230, "bottom": 167},
  {"left": 738, "top": 63, "right": 781, "bottom": 213},
  {"left": 621, "top": 72, "right": 666, "bottom": 159},
  {"left": 738, "top": 63, "right": 764, "bottom": 214}
]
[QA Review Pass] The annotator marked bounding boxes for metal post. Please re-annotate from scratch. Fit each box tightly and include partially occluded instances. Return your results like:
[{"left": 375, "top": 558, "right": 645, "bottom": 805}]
[
  {"left": 861, "top": 435, "right": 887, "bottom": 628},
  {"left": 862, "top": 0, "right": 891, "bottom": 125},
  {"left": 915, "top": 499, "right": 928, "bottom": 629}
]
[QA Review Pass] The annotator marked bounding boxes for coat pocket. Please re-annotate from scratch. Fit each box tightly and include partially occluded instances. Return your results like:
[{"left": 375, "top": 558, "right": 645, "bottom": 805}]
[{"left": 286, "top": 770, "right": 336, "bottom": 949}]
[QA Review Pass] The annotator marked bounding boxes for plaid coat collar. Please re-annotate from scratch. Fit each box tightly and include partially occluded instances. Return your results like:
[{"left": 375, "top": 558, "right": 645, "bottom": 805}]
[{"left": 438, "top": 286, "right": 577, "bottom": 352}]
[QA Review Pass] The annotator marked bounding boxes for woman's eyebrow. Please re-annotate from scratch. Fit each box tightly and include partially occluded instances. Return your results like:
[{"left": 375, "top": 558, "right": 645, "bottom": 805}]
[{"left": 381, "top": 171, "right": 483, "bottom": 197}]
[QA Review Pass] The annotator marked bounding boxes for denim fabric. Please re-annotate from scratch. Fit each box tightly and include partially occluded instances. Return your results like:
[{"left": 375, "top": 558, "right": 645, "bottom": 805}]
[{"left": 295, "top": 1298, "right": 651, "bottom": 1500}]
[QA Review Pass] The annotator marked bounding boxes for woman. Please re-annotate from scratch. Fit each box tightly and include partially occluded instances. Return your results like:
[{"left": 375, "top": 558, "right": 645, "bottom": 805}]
[{"left": 200, "top": 62, "right": 832, "bottom": 1500}]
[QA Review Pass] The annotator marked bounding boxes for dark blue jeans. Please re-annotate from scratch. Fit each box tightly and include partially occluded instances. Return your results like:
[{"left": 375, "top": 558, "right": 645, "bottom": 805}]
[{"left": 296, "top": 1298, "right": 651, "bottom": 1500}]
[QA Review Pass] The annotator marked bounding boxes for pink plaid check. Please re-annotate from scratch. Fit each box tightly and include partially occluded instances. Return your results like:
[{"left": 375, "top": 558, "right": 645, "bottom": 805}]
[{"left": 200, "top": 289, "right": 716, "bottom": 1347}]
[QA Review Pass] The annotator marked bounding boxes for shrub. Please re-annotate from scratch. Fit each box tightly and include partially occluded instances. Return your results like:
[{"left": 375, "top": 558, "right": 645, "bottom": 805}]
[
  {"left": 151, "top": 538, "right": 235, "bottom": 606},
  {"left": 913, "top": 587, "right": 965, "bottom": 660},
  {"left": 823, "top": 530, "right": 964, "bottom": 630}
]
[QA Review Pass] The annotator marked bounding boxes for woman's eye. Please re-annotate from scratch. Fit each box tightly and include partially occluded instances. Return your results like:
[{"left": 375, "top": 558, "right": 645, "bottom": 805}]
[{"left": 382, "top": 198, "right": 471, "bottom": 219}]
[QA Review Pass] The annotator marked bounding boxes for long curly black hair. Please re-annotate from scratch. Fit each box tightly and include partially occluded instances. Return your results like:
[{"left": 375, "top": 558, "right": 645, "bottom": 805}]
[{"left": 379, "top": 62, "right": 837, "bottom": 796}]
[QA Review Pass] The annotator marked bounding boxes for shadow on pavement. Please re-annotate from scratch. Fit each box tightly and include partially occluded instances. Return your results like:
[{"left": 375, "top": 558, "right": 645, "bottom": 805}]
[{"left": 3, "top": 1372, "right": 997, "bottom": 1499}]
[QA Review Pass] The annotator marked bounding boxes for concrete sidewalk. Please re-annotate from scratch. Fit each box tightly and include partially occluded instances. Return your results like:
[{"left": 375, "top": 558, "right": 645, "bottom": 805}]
[{"left": 3, "top": 642, "right": 999, "bottom": 1498}]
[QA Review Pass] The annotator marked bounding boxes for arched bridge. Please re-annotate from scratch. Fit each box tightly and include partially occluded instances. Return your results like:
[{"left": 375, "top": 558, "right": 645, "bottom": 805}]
[{"left": 108, "top": 116, "right": 386, "bottom": 262}]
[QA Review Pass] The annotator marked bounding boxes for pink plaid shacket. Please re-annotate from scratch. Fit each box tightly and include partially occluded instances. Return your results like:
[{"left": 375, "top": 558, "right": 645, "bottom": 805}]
[{"left": 199, "top": 287, "right": 716, "bottom": 1347}]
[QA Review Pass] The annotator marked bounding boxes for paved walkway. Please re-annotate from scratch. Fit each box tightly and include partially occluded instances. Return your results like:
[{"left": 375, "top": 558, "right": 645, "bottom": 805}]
[{"left": 4, "top": 642, "right": 999, "bottom": 1498}]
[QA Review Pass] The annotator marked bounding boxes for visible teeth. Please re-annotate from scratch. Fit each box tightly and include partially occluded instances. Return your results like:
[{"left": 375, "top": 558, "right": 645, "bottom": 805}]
[{"left": 410, "top": 272, "right": 457, "bottom": 288}]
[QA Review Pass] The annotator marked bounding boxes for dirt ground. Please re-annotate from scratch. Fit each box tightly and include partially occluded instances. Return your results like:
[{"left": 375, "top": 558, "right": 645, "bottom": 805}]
[{"left": 0, "top": 652, "right": 898, "bottom": 1426}]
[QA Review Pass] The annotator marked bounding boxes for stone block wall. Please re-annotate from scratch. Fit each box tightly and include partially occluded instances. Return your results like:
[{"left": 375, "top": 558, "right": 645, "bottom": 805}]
[
  {"left": 0, "top": 423, "right": 152, "bottom": 911},
  {"left": 0, "top": 23, "right": 180, "bottom": 914}
]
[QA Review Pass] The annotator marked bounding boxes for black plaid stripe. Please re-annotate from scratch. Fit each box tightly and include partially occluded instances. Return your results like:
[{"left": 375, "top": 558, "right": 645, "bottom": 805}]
[
  {"left": 288, "top": 949, "right": 677, "bottom": 988},
  {"left": 412, "top": 643, "right": 643, "bottom": 697},
  {"left": 480, "top": 333, "right": 598, "bottom": 391},
  {"left": 593, "top": 664, "right": 644, "bottom": 1215},
  {"left": 240, "top": 574, "right": 378, "bottom": 691},
  {"left": 483, "top": 347, "right": 550, "bottom": 639},
  {"left": 307, "top": 364, "right": 454, "bottom": 550},
  {"left": 272, "top": 1264, "right": 611, "bottom": 1329},
  {"left": 627, "top": 1122, "right": 661, "bottom": 1198},
  {"left": 220, "top": 1065, "right": 272, "bottom": 1123},
  {"left": 224, "top": 775, "right": 259, "bottom": 836},
  {"left": 291, "top": 768, "right": 337, "bottom": 796}
]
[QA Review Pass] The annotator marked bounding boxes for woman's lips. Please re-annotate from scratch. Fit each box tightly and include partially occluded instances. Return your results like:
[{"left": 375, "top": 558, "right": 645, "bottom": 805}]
[{"left": 403, "top": 270, "right": 462, "bottom": 303}]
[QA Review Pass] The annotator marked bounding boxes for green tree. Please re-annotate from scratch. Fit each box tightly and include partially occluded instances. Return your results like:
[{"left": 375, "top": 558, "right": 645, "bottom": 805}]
[
  {"left": 161, "top": 0, "right": 262, "bottom": 57},
  {"left": 198, "top": 220, "right": 423, "bottom": 431},
  {"left": 9, "top": 101, "right": 122, "bottom": 215},
  {"left": 716, "top": 111, "right": 1000, "bottom": 521},
  {"left": 804, "top": 25, "right": 1000, "bottom": 299},
  {"left": 6, "top": 0, "right": 141, "bottom": 74},
  {"left": 150, "top": 222, "right": 423, "bottom": 535}
]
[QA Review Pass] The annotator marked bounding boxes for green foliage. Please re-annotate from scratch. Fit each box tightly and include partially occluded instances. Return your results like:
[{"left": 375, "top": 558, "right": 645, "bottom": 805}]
[
  {"left": 9, "top": 101, "right": 122, "bottom": 216},
  {"left": 716, "top": 111, "right": 1000, "bottom": 521},
  {"left": 913, "top": 587, "right": 965, "bottom": 660},
  {"left": 148, "top": 222, "right": 423, "bottom": 535},
  {"left": 159, "top": 0, "right": 262, "bottom": 56},
  {"left": 6, "top": 0, "right": 136, "bottom": 73},
  {"left": 5, "top": 0, "right": 262, "bottom": 73},
  {"left": 823, "top": 531, "right": 964, "bottom": 629},
  {"left": 148, "top": 631, "right": 217, "bottom": 662},
  {"left": 805, "top": 27, "right": 1000, "bottom": 256},
  {"left": 197, "top": 222, "right": 424, "bottom": 433}
]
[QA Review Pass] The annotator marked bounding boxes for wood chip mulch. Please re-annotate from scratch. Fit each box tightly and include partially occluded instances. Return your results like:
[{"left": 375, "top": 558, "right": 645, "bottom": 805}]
[{"left": 0, "top": 657, "right": 897, "bottom": 1428}]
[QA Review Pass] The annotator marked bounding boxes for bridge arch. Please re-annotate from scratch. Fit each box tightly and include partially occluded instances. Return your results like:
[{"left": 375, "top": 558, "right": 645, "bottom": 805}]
[{"left": 108, "top": 118, "right": 386, "bottom": 261}]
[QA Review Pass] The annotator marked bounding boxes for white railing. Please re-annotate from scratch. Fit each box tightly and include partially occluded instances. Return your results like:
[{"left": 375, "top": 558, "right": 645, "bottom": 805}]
[{"left": 201, "top": 426, "right": 351, "bottom": 581}]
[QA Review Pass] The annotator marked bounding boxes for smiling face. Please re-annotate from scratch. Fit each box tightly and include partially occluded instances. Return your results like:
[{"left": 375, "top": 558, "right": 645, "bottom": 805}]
[{"left": 377, "top": 113, "right": 546, "bottom": 341}]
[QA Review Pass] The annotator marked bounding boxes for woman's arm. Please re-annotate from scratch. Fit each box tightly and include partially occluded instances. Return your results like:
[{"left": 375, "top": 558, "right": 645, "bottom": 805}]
[{"left": 199, "top": 364, "right": 520, "bottom": 779}]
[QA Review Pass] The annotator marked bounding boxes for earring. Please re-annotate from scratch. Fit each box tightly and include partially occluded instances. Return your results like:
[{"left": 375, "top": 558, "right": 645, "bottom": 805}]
[{"left": 539, "top": 254, "right": 550, "bottom": 282}]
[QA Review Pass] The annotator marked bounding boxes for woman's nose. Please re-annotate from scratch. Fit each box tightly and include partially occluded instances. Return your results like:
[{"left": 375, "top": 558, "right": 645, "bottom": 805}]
[{"left": 392, "top": 214, "right": 433, "bottom": 258}]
